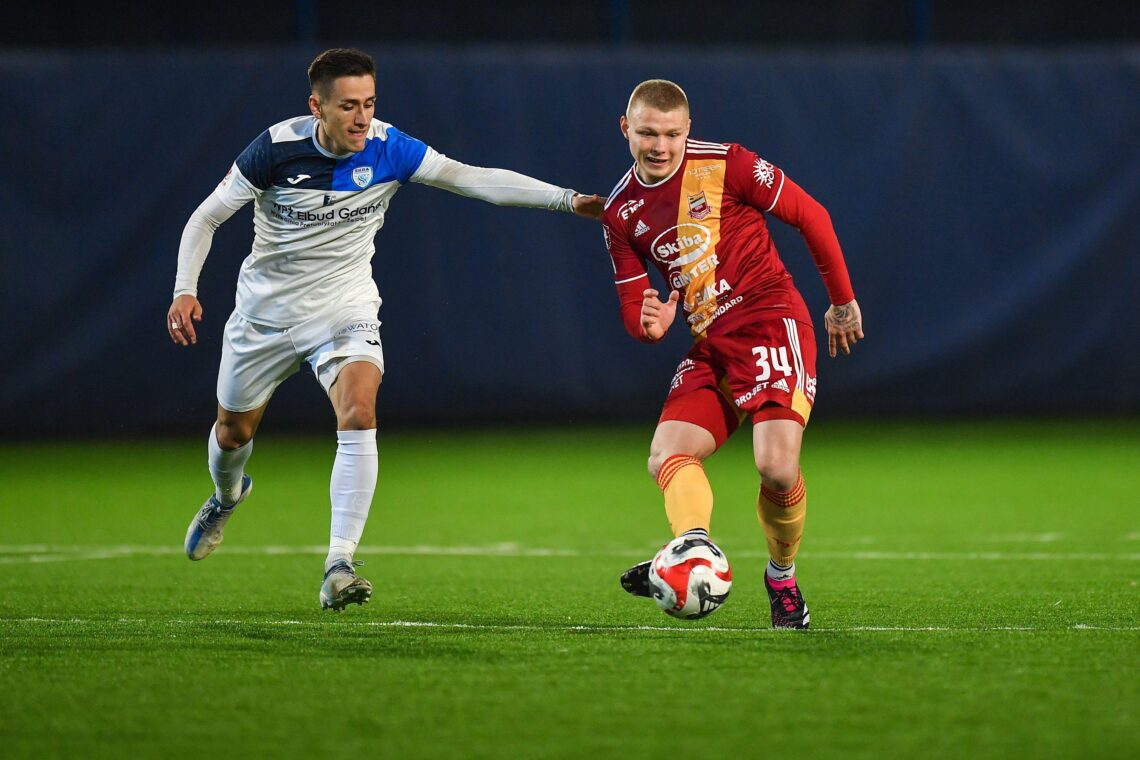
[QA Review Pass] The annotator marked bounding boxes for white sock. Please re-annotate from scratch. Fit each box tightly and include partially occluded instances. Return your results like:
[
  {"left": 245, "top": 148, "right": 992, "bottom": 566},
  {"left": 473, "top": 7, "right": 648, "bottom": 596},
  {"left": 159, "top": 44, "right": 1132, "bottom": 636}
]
[
  {"left": 326, "top": 429, "right": 378, "bottom": 571},
  {"left": 208, "top": 423, "right": 252, "bottom": 505},
  {"left": 766, "top": 559, "right": 795, "bottom": 581}
]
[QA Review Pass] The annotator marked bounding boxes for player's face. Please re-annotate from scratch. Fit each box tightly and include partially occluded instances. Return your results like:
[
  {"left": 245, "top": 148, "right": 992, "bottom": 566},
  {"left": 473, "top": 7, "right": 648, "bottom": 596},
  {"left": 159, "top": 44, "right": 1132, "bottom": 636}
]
[
  {"left": 621, "top": 104, "right": 690, "bottom": 183},
  {"left": 309, "top": 75, "right": 376, "bottom": 155}
]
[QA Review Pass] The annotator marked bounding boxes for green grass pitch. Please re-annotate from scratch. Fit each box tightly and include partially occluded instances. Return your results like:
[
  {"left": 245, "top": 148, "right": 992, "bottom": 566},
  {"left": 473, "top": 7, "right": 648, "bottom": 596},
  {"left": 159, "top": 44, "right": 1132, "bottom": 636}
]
[{"left": 1, "top": 421, "right": 1137, "bottom": 758}]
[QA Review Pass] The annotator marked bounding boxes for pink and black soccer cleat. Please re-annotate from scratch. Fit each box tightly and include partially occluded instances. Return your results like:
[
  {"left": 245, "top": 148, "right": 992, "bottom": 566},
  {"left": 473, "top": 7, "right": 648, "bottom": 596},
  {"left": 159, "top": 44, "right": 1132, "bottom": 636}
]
[{"left": 764, "top": 574, "right": 810, "bottom": 629}]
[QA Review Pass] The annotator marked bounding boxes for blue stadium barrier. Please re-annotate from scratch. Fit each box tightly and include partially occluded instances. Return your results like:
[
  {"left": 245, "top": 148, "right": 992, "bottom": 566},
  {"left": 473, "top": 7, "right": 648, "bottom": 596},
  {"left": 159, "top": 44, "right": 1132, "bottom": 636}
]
[{"left": 2, "top": 47, "right": 1137, "bottom": 435}]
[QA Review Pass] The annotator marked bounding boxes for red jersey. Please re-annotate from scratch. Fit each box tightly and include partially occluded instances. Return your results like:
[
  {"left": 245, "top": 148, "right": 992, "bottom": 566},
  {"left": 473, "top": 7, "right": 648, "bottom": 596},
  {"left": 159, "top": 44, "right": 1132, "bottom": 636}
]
[{"left": 601, "top": 139, "right": 854, "bottom": 341}]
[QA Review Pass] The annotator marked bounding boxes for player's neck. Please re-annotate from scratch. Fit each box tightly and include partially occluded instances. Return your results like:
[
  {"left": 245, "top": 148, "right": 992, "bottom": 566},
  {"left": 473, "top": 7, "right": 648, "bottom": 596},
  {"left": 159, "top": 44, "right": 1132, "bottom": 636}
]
[{"left": 314, "top": 122, "right": 350, "bottom": 157}]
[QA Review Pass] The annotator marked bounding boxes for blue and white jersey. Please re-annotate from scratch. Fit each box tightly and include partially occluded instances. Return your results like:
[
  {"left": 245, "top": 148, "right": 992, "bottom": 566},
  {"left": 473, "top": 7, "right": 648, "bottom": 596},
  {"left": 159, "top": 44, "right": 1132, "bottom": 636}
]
[{"left": 215, "top": 115, "right": 429, "bottom": 327}]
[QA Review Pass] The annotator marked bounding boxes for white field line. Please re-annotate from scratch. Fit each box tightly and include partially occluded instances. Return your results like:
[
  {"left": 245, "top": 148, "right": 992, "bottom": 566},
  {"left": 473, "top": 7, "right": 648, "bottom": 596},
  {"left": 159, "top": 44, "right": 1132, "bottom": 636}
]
[
  {"left": 0, "top": 617, "right": 1136, "bottom": 634},
  {"left": 1, "top": 543, "right": 1139, "bottom": 564}
]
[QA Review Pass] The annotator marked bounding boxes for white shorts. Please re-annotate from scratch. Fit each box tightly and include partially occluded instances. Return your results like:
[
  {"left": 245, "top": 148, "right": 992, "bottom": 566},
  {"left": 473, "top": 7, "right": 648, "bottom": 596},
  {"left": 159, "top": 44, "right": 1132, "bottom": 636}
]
[{"left": 216, "top": 303, "right": 385, "bottom": 413}]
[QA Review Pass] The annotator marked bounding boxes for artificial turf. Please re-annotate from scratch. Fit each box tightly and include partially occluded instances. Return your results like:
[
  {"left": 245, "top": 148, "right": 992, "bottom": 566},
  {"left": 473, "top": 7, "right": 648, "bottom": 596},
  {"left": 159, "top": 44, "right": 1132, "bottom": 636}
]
[{"left": 1, "top": 421, "right": 1137, "bottom": 758}]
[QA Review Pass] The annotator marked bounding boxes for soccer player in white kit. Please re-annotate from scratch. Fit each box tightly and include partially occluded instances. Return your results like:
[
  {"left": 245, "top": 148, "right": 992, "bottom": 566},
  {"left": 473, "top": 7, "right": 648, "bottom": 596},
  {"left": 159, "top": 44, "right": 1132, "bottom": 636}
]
[{"left": 167, "top": 48, "right": 603, "bottom": 611}]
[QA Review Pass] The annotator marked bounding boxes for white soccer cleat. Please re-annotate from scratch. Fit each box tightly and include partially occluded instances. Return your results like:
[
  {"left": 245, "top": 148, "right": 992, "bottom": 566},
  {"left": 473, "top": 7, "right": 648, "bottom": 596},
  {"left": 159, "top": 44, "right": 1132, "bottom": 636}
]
[
  {"left": 184, "top": 474, "right": 252, "bottom": 561},
  {"left": 320, "top": 560, "right": 373, "bottom": 611}
]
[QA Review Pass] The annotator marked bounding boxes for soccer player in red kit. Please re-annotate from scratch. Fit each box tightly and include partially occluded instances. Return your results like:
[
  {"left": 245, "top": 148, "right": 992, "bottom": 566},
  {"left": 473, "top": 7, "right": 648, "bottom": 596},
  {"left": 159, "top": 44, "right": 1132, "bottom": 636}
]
[{"left": 603, "top": 80, "right": 863, "bottom": 629}]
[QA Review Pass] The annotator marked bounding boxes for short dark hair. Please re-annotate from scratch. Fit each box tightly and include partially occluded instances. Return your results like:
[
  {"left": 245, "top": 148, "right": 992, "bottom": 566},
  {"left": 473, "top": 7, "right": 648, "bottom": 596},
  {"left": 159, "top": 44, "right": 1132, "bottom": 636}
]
[
  {"left": 308, "top": 48, "right": 376, "bottom": 98},
  {"left": 627, "top": 79, "right": 689, "bottom": 116}
]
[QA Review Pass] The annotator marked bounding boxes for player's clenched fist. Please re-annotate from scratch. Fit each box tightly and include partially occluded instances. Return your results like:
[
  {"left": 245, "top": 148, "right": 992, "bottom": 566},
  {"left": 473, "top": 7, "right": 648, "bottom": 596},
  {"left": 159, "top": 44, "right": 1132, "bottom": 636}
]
[{"left": 641, "top": 288, "right": 680, "bottom": 342}]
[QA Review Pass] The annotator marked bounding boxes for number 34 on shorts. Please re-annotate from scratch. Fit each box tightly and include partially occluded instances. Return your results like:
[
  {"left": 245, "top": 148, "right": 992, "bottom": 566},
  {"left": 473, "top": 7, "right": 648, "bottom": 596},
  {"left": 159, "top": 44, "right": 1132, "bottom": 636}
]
[{"left": 711, "top": 317, "right": 818, "bottom": 421}]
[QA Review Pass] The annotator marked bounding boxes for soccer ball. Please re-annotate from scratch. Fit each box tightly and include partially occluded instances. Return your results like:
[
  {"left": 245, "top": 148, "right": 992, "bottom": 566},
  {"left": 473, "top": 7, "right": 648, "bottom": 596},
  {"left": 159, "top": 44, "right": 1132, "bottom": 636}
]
[{"left": 648, "top": 535, "right": 733, "bottom": 619}]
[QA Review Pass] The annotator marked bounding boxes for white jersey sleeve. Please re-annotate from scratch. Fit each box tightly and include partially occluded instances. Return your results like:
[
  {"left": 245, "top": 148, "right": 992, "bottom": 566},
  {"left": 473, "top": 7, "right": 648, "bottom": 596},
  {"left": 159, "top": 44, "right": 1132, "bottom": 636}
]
[
  {"left": 410, "top": 147, "right": 575, "bottom": 212},
  {"left": 172, "top": 173, "right": 248, "bottom": 298}
]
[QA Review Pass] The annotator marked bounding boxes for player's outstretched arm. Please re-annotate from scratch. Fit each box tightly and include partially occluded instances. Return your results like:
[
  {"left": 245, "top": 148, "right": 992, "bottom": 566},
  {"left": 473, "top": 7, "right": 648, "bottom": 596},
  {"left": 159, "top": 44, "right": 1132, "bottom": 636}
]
[
  {"left": 168, "top": 294, "right": 204, "bottom": 346},
  {"left": 412, "top": 150, "right": 598, "bottom": 215},
  {"left": 823, "top": 299, "right": 864, "bottom": 357},
  {"left": 641, "top": 289, "right": 680, "bottom": 342}
]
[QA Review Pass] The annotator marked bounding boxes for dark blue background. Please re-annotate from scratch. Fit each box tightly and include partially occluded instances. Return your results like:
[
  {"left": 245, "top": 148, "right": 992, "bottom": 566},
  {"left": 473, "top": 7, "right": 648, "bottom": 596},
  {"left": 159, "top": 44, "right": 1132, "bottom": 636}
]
[{"left": 2, "top": 47, "right": 1137, "bottom": 435}]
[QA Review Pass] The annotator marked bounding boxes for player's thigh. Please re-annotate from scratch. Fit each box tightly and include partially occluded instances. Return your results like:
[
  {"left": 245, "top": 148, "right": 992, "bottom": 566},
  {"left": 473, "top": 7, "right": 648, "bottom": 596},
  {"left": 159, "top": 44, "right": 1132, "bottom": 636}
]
[
  {"left": 216, "top": 311, "right": 302, "bottom": 414},
  {"left": 654, "top": 348, "right": 743, "bottom": 473}
]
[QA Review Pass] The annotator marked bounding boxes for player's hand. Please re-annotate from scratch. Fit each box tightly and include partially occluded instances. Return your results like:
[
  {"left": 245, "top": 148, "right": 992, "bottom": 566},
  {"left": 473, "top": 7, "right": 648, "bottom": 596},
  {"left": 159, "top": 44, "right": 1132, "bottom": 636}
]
[
  {"left": 168, "top": 294, "right": 203, "bottom": 346},
  {"left": 571, "top": 193, "right": 605, "bottom": 219},
  {"left": 824, "top": 299, "right": 863, "bottom": 357},
  {"left": 641, "top": 288, "right": 680, "bottom": 342}
]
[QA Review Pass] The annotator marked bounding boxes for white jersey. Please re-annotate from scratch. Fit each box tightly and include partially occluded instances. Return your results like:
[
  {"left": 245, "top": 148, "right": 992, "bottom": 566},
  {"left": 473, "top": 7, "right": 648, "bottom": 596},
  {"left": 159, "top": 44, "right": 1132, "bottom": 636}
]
[{"left": 179, "top": 115, "right": 575, "bottom": 327}]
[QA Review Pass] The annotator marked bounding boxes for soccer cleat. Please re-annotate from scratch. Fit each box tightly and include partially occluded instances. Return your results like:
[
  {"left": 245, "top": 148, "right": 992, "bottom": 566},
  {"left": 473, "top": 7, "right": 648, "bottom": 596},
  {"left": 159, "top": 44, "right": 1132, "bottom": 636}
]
[
  {"left": 764, "top": 574, "right": 810, "bottom": 629},
  {"left": 184, "top": 474, "right": 252, "bottom": 561},
  {"left": 620, "top": 560, "right": 653, "bottom": 597},
  {"left": 320, "top": 560, "right": 373, "bottom": 611}
]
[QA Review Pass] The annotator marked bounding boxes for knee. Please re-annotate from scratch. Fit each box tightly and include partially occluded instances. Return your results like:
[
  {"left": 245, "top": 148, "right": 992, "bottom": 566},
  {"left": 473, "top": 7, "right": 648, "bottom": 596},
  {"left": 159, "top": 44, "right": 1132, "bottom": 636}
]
[
  {"left": 647, "top": 451, "right": 666, "bottom": 480},
  {"left": 756, "top": 456, "right": 800, "bottom": 492},
  {"left": 336, "top": 400, "right": 377, "bottom": 431},
  {"left": 215, "top": 420, "right": 253, "bottom": 450},
  {"left": 648, "top": 448, "right": 701, "bottom": 480}
]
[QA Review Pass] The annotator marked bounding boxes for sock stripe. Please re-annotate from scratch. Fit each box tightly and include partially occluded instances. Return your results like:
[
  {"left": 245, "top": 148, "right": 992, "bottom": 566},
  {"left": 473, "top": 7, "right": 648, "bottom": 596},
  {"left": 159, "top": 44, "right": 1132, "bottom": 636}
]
[
  {"left": 760, "top": 471, "right": 806, "bottom": 507},
  {"left": 656, "top": 455, "right": 703, "bottom": 492}
]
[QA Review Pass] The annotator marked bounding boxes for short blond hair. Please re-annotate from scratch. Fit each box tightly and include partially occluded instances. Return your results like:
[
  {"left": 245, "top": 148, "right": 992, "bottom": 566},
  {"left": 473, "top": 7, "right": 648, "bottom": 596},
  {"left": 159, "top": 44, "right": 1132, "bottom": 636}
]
[{"left": 627, "top": 79, "right": 689, "bottom": 116}]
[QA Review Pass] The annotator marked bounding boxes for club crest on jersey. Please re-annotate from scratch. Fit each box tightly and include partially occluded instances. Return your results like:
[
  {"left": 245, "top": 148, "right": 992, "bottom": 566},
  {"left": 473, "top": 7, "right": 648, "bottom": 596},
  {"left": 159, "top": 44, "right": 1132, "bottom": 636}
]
[
  {"left": 352, "top": 166, "right": 373, "bottom": 189},
  {"left": 687, "top": 191, "right": 711, "bottom": 220}
]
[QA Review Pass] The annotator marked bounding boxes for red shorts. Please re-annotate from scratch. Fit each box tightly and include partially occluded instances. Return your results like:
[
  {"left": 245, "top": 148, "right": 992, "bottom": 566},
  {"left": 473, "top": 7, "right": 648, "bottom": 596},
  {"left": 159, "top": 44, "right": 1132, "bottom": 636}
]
[{"left": 659, "top": 317, "right": 818, "bottom": 447}]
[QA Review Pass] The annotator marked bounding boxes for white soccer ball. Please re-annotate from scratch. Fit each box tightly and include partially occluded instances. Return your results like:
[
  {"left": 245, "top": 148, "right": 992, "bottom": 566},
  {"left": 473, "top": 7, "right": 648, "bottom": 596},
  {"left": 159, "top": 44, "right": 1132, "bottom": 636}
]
[{"left": 648, "top": 535, "right": 733, "bottom": 619}]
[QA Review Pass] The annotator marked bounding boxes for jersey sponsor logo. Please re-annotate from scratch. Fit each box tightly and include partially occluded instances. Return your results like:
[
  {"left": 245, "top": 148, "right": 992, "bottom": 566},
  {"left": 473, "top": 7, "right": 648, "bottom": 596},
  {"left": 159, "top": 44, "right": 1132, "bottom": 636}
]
[
  {"left": 618, "top": 198, "right": 644, "bottom": 220},
  {"left": 772, "top": 378, "right": 790, "bottom": 393},
  {"left": 270, "top": 199, "right": 386, "bottom": 227},
  {"left": 734, "top": 380, "right": 769, "bottom": 407},
  {"left": 352, "top": 166, "right": 373, "bottom": 188},
  {"left": 753, "top": 158, "right": 775, "bottom": 188},
  {"left": 670, "top": 276, "right": 731, "bottom": 305},
  {"left": 687, "top": 191, "right": 711, "bottom": 220},
  {"left": 650, "top": 223, "right": 712, "bottom": 267},
  {"left": 668, "top": 258, "right": 720, "bottom": 291},
  {"left": 687, "top": 294, "right": 742, "bottom": 333},
  {"left": 334, "top": 320, "right": 380, "bottom": 338},
  {"left": 685, "top": 163, "right": 721, "bottom": 180},
  {"left": 323, "top": 194, "right": 336, "bottom": 207},
  {"left": 286, "top": 174, "right": 312, "bottom": 185},
  {"left": 634, "top": 219, "right": 651, "bottom": 237},
  {"left": 669, "top": 358, "right": 697, "bottom": 391}
]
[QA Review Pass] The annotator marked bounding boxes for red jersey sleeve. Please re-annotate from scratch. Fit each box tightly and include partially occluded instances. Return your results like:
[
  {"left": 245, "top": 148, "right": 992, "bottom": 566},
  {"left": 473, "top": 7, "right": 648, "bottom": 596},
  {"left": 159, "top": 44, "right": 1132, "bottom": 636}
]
[
  {"left": 727, "top": 145, "right": 855, "bottom": 306},
  {"left": 769, "top": 177, "right": 855, "bottom": 305},
  {"left": 601, "top": 217, "right": 656, "bottom": 343}
]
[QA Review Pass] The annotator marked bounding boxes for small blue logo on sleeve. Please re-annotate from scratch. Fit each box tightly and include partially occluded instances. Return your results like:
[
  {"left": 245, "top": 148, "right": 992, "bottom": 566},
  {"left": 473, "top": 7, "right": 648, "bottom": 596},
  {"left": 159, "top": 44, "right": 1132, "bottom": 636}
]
[{"left": 352, "top": 166, "right": 373, "bottom": 188}]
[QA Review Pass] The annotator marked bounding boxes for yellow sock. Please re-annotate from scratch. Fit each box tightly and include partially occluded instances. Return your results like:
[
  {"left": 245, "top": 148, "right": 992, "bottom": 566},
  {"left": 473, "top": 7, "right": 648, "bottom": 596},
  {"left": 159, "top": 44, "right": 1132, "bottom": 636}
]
[
  {"left": 657, "top": 455, "right": 713, "bottom": 537},
  {"left": 757, "top": 471, "right": 807, "bottom": 567}
]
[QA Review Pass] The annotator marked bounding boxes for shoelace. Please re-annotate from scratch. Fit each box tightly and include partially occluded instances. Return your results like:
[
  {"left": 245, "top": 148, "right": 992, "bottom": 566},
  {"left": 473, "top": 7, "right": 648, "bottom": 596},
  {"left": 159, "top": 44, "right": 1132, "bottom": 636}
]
[
  {"left": 773, "top": 586, "right": 802, "bottom": 614},
  {"left": 326, "top": 559, "right": 365, "bottom": 578},
  {"left": 198, "top": 500, "right": 226, "bottom": 525}
]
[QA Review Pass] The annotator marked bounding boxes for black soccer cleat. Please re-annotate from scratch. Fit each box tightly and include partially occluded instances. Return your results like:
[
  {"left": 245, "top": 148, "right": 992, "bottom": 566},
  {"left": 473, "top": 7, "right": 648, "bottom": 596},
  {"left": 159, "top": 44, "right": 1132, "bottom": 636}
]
[
  {"left": 620, "top": 560, "right": 653, "bottom": 597},
  {"left": 764, "top": 574, "right": 810, "bottom": 629}
]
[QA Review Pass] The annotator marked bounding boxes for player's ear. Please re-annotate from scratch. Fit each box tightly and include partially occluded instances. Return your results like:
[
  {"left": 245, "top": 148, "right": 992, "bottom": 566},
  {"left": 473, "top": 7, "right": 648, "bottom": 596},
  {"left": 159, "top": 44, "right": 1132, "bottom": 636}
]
[
  {"left": 308, "top": 94, "right": 322, "bottom": 119},
  {"left": 619, "top": 114, "right": 629, "bottom": 139}
]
